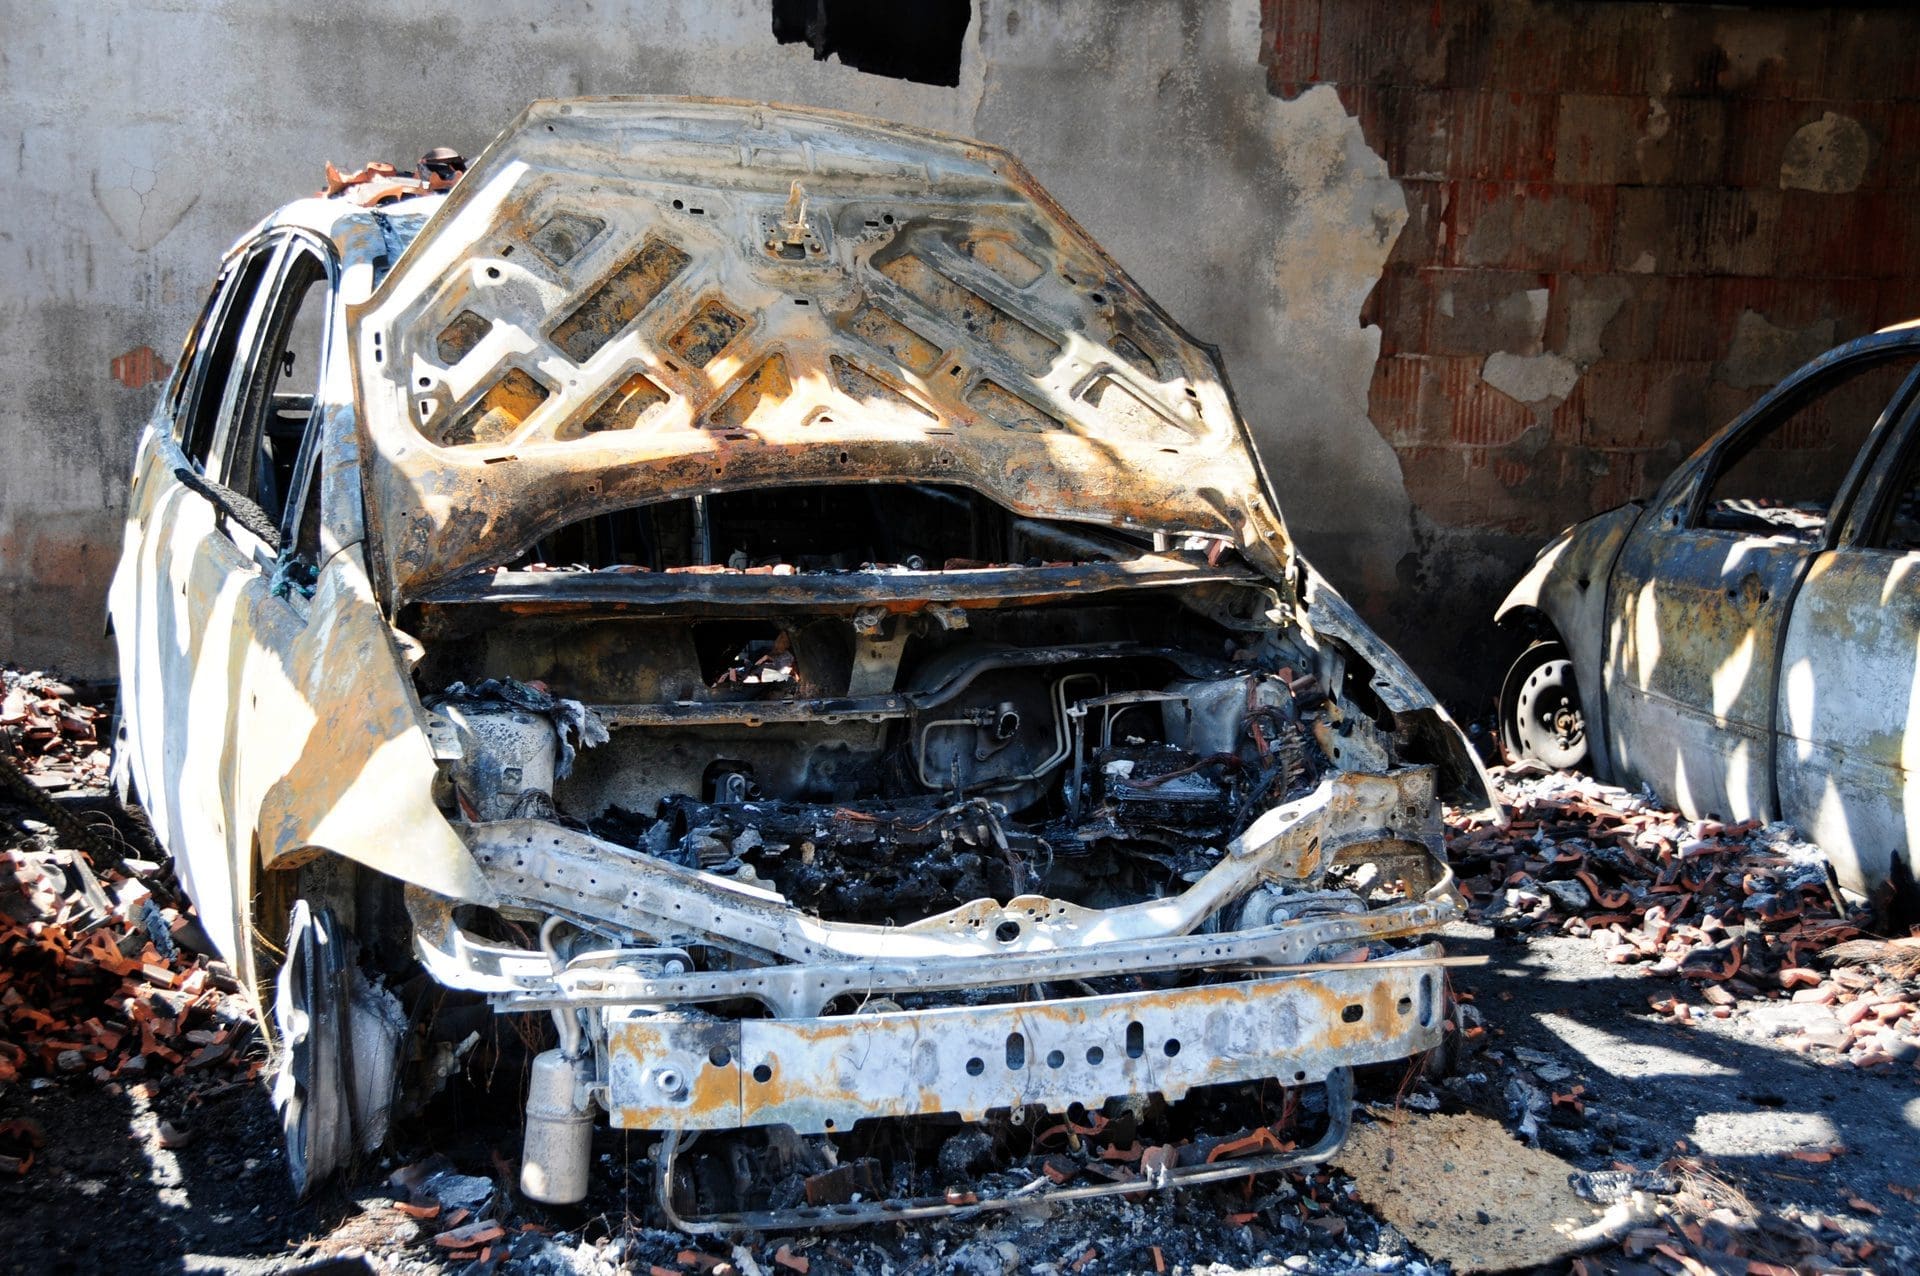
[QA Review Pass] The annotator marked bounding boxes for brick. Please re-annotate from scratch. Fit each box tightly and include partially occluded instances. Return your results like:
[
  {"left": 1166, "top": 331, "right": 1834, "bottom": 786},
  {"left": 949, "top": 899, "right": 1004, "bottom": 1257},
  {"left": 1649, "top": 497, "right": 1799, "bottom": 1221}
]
[
  {"left": 1875, "top": 280, "right": 1920, "bottom": 333},
  {"left": 1422, "top": 354, "right": 1538, "bottom": 447},
  {"left": 1262, "top": 0, "right": 1325, "bottom": 88},
  {"left": 1368, "top": 354, "right": 1427, "bottom": 445},
  {"left": 1341, "top": 84, "right": 1453, "bottom": 180},
  {"left": 1823, "top": 10, "right": 1920, "bottom": 103},
  {"left": 1419, "top": 267, "right": 1552, "bottom": 356},
  {"left": 1361, "top": 266, "right": 1428, "bottom": 357},
  {"left": 1457, "top": 181, "right": 1613, "bottom": 273},
  {"left": 1599, "top": 274, "right": 1685, "bottom": 364},
  {"left": 1638, "top": 98, "right": 1730, "bottom": 187},
  {"left": 1578, "top": 361, "right": 1712, "bottom": 450},
  {"left": 1700, "top": 8, "right": 1828, "bottom": 100},
  {"left": 1850, "top": 195, "right": 1920, "bottom": 278},
  {"left": 1390, "top": 179, "right": 1452, "bottom": 269},
  {"left": 1445, "top": 3, "right": 1580, "bottom": 98},
  {"left": 1709, "top": 278, "right": 1828, "bottom": 334},
  {"left": 1612, "top": 187, "right": 1780, "bottom": 277},
  {"left": 1582, "top": 449, "right": 1656, "bottom": 514},
  {"left": 1314, "top": 0, "right": 1454, "bottom": 89},
  {"left": 1454, "top": 91, "right": 1557, "bottom": 183},
  {"left": 1553, "top": 95, "right": 1642, "bottom": 186},
  {"left": 1723, "top": 99, "right": 1823, "bottom": 190},
  {"left": 1775, "top": 191, "right": 1867, "bottom": 279}
]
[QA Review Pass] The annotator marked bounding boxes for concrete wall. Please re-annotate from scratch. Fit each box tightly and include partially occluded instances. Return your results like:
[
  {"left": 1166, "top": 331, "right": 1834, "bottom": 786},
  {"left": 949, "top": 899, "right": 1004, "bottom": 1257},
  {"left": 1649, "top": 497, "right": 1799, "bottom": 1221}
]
[
  {"left": 2, "top": 0, "right": 1411, "bottom": 685},
  {"left": 5, "top": 0, "right": 1916, "bottom": 709},
  {"left": 1267, "top": 0, "right": 1920, "bottom": 703}
]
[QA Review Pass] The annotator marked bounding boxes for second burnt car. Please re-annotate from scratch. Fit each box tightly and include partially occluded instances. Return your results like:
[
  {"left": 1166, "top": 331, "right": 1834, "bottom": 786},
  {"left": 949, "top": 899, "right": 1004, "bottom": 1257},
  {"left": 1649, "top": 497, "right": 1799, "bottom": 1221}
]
[
  {"left": 109, "top": 98, "right": 1492, "bottom": 1227},
  {"left": 1497, "top": 323, "right": 1920, "bottom": 912}
]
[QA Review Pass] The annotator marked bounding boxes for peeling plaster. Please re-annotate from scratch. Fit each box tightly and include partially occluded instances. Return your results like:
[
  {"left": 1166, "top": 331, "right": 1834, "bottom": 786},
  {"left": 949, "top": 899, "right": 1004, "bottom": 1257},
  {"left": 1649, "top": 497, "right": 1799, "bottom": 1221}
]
[
  {"left": 1483, "top": 351, "right": 1580, "bottom": 406},
  {"left": 1780, "top": 111, "right": 1871, "bottom": 194},
  {"left": 5, "top": 0, "right": 1418, "bottom": 671},
  {"left": 1716, "top": 310, "right": 1838, "bottom": 390}
]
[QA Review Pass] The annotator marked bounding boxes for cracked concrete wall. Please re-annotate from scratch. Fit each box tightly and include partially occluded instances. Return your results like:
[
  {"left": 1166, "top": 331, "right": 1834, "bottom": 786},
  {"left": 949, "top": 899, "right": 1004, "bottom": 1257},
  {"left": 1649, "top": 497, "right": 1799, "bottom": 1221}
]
[
  {"left": 1269, "top": 0, "right": 1920, "bottom": 702},
  {"left": 0, "top": 0, "right": 1411, "bottom": 686}
]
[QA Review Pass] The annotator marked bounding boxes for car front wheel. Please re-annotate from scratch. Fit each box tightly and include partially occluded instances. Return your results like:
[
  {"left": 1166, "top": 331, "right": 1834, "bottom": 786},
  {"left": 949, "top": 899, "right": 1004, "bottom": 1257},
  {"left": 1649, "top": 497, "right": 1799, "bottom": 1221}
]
[{"left": 1499, "top": 639, "right": 1588, "bottom": 771}]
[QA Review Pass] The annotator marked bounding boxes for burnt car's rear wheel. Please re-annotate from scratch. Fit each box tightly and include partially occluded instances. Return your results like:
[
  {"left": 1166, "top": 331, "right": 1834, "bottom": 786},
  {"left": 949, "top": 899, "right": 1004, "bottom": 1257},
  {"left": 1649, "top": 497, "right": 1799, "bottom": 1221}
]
[{"left": 1499, "top": 640, "right": 1588, "bottom": 771}]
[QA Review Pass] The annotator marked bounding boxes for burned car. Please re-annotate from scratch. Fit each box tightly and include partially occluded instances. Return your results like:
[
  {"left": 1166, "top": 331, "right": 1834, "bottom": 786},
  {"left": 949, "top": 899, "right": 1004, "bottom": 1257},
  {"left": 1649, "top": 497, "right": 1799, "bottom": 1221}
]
[
  {"left": 109, "top": 98, "right": 1491, "bottom": 1226},
  {"left": 1497, "top": 324, "right": 1920, "bottom": 911}
]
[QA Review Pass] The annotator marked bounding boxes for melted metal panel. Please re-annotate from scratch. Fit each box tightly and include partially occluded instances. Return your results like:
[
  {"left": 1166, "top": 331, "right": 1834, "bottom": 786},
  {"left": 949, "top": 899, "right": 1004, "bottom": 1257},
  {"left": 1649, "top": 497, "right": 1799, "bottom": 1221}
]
[
  {"left": 351, "top": 98, "right": 1291, "bottom": 605},
  {"left": 604, "top": 958, "right": 1442, "bottom": 1131}
]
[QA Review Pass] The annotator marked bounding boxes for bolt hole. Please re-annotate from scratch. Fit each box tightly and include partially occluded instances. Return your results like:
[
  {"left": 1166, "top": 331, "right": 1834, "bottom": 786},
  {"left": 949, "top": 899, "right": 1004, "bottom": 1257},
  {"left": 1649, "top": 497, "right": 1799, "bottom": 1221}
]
[
  {"left": 1091, "top": 292, "right": 1106, "bottom": 305},
  {"left": 418, "top": 377, "right": 431, "bottom": 388},
  {"left": 1046, "top": 1049, "right": 1064, "bottom": 1069},
  {"left": 1005, "top": 1032, "right": 1026, "bottom": 1070},
  {"left": 965, "top": 1056, "right": 984, "bottom": 1076},
  {"left": 485, "top": 266, "right": 500, "bottom": 280},
  {"left": 1342, "top": 1004, "right": 1364, "bottom": 1023},
  {"left": 1163, "top": 1038, "right": 1181, "bottom": 1058},
  {"left": 1086, "top": 1046, "right": 1104, "bottom": 1066},
  {"left": 994, "top": 921, "right": 1020, "bottom": 943},
  {"left": 1396, "top": 996, "right": 1413, "bottom": 1016},
  {"left": 752, "top": 1063, "right": 772, "bottom": 1084},
  {"left": 708, "top": 1045, "right": 732, "bottom": 1068},
  {"left": 672, "top": 199, "right": 684, "bottom": 210},
  {"left": 824, "top": 1118, "right": 836, "bottom": 1130},
  {"left": 1125, "top": 1022, "right": 1144, "bottom": 1060},
  {"left": 1294, "top": 1070, "right": 1307, "bottom": 1082},
  {"left": 882, "top": 213, "right": 894, "bottom": 224}
]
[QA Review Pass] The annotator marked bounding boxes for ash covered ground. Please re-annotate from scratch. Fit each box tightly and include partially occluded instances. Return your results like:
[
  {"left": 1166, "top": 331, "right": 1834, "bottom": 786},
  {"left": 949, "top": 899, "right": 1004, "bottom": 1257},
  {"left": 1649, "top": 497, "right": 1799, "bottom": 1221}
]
[{"left": 2, "top": 671, "right": 1917, "bottom": 1275}]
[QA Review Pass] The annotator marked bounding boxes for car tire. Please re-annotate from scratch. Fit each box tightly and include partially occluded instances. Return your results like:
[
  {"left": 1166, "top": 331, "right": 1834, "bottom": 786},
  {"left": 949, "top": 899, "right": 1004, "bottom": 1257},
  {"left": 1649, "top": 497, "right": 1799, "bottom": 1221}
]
[
  {"left": 273, "top": 901, "right": 355, "bottom": 1196},
  {"left": 1499, "top": 639, "right": 1589, "bottom": 771}
]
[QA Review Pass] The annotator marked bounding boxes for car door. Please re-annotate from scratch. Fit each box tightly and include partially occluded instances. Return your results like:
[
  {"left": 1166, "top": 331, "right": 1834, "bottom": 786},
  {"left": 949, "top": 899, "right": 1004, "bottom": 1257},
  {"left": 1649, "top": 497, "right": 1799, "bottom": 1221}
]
[
  {"left": 1604, "top": 342, "right": 1920, "bottom": 824},
  {"left": 1776, "top": 370, "right": 1920, "bottom": 905},
  {"left": 109, "top": 231, "right": 338, "bottom": 964},
  {"left": 110, "top": 237, "right": 283, "bottom": 935}
]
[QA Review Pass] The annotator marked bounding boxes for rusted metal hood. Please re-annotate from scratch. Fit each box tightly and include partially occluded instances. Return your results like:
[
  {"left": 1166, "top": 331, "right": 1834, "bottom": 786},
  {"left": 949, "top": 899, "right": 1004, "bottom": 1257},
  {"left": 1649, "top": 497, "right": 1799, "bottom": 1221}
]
[{"left": 351, "top": 97, "right": 1292, "bottom": 605}]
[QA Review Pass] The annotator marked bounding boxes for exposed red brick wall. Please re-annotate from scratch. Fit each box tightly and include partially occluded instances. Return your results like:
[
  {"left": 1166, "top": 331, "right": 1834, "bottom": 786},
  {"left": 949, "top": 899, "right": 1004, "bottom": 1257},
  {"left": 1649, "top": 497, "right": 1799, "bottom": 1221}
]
[{"left": 1263, "top": 0, "right": 1920, "bottom": 547}]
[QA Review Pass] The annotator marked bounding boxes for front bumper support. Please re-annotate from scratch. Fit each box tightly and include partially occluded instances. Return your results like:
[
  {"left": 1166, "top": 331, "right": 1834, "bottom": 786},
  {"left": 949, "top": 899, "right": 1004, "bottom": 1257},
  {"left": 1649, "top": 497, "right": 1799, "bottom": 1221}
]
[{"left": 605, "top": 950, "right": 1443, "bottom": 1132}]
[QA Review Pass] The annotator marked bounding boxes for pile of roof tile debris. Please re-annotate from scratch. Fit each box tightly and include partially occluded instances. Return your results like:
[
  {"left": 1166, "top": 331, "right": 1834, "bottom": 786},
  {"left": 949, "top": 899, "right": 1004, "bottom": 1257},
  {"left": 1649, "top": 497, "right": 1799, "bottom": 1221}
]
[
  {"left": 1447, "top": 765, "right": 1920, "bottom": 1074},
  {"left": 308, "top": 1149, "right": 1447, "bottom": 1276},
  {"left": 0, "top": 667, "right": 257, "bottom": 1175}
]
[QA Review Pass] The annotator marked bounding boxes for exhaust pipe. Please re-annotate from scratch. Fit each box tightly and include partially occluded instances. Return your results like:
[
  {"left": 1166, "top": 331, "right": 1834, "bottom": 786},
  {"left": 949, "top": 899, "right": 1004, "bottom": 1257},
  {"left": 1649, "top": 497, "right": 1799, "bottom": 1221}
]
[{"left": 520, "top": 1047, "right": 594, "bottom": 1204}]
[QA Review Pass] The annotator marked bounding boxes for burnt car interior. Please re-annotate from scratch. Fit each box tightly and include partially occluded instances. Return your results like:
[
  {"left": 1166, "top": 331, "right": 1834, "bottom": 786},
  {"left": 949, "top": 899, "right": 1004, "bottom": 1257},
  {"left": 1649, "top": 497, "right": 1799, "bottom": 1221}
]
[{"left": 1699, "top": 351, "right": 1919, "bottom": 539}]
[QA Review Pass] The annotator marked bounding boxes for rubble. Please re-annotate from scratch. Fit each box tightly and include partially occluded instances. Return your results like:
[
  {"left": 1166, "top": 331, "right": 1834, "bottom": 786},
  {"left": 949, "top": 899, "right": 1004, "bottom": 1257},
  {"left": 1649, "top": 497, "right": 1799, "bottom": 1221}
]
[
  {"left": 1447, "top": 764, "right": 1920, "bottom": 1073},
  {"left": 0, "top": 667, "right": 256, "bottom": 1137}
]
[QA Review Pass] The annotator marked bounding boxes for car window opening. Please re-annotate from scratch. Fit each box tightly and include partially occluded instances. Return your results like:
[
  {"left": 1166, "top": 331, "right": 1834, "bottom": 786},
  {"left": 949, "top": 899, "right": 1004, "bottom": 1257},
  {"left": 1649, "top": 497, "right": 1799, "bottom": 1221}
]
[{"left": 1700, "top": 352, "right": 1920, "bottom": 541}]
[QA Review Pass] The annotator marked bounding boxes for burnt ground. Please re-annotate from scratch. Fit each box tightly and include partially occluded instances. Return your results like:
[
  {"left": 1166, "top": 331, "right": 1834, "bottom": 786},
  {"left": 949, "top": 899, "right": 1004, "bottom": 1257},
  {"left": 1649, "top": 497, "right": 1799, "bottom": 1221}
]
[{"left": 3, "top": 783, "right": 1919, "bottom": 1274}]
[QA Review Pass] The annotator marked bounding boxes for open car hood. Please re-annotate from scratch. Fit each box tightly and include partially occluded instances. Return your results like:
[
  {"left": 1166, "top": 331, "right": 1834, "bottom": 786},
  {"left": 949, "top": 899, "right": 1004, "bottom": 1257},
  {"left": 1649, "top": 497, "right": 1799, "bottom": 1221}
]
[{"left": 350, "top": 97, "right": 1293, "bottom": 606}]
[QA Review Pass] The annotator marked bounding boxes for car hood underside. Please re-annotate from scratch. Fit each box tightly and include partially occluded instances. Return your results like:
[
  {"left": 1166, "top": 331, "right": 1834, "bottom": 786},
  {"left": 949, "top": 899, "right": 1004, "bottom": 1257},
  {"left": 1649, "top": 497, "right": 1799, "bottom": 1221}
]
[{"left": 349, "top": 97, "right": 1292, "bottom": 607}]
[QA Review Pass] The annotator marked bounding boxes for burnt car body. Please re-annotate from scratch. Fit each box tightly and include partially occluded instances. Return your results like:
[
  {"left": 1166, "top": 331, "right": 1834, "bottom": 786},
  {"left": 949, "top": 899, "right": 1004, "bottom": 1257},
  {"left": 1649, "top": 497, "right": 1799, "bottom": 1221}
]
[
  {"left": 1498, "top": 324, "right": 1920, "bottom": 911},
  {"left": 109, "top": 98, "right": 1491, "bottom": 1226}
]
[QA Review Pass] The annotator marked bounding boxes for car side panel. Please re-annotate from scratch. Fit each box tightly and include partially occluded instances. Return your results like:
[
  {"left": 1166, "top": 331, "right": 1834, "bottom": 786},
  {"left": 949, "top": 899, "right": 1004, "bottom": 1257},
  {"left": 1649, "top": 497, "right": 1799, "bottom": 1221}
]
[
  {"left": 1495, "top": 503, "right": 1643, "bottom": 780},
  {"left": 245, "top": 536, "right": 491, "bottom": 905},
  {"left": 1605, "top": 521, "right": 1810, "bottom": 824},
  {"left": 1776, "top": 548, "right": 1920, "bottom": 898}
]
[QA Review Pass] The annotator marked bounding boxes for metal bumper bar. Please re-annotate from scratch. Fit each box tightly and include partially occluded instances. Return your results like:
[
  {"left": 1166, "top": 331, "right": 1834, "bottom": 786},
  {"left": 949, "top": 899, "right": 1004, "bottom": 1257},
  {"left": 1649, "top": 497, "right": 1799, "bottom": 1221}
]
[{"left": 605, "top": 951, "right": 1444, "bottom": 1133}]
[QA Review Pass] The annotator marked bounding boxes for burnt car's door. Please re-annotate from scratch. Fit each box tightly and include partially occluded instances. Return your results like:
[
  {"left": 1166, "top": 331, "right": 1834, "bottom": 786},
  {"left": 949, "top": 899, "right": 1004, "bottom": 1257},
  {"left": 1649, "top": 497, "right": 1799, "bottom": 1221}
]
[
  {"left": 112, "top": 236, "right": 282, "bottom": 950},
  {"left": 1776, "top": 373, "right": 1920, "bottom": 902},
  {"left": 1604, "top": 343, "right": 1920, "bottom": 823},
  {"left": 111, "top": 231, "right": 339, "bottom": 963}
]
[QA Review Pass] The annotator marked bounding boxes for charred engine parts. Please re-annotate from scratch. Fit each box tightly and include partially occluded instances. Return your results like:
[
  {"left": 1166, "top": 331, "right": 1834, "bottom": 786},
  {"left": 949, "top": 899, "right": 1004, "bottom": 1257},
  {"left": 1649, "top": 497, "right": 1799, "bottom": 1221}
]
[
  {"left": 520, "top": 1046, "right": 596, "bottom": 1205},
  {"left": 411, "top": 604, "right": 1466, "bottom": 1220}
]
